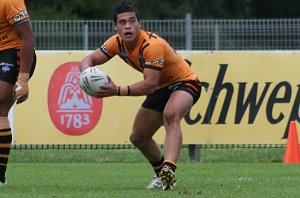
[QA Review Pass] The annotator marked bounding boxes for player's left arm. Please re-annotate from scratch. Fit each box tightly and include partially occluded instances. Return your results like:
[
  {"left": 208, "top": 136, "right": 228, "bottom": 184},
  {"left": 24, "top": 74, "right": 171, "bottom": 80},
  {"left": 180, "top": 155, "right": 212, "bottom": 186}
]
[
  {"left": 114, "top": 44, "right": 163, "bottom": 96},
  {"left": 125, "top": 68, "right": 161, "bottom": 96},
  {"left": 13, "top": 21, "right": 35, "bottom": 104},
  {"left": 96, "top": 44, "right": 163, "bottom": 97},
  {"left": 96, "top": 68, "right": 161, "bottom": 98},
  {"left": 14, "top": 21, "right": 35, "bottom": 73}
]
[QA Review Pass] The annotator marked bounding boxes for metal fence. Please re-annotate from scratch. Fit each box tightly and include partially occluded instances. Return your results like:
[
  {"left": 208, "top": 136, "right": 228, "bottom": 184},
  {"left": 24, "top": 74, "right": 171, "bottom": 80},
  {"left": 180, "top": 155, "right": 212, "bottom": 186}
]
[{"left": 32, "top": 17, "right": 300, "bottom": 51}]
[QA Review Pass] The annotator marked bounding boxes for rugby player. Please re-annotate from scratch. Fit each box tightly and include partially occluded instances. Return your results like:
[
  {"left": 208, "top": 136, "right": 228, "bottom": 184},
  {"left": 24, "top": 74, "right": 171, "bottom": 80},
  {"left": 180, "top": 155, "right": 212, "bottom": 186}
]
[
  {"left": 0, "top": 0, "right": 36, "bottom": 185},
  {"left": 80, "top": 0, "right": 201, "bottom": 190}
]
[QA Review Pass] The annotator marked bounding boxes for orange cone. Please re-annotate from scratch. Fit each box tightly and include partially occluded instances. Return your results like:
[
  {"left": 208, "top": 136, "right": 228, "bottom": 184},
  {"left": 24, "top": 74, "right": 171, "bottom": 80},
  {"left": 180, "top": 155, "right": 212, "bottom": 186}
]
[{"left": 284, "top": 121, "right": 300, "bottom": 164}]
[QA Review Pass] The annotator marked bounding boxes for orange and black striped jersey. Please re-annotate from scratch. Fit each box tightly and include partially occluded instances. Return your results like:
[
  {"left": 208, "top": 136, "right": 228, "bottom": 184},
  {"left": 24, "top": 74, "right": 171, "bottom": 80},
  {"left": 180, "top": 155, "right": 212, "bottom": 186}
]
[
  {"left": 100, "top": 30, "right": 199, "bottom": 89},
  {"left": 0, "top": 0, "right": 30, "bottom": 51}
]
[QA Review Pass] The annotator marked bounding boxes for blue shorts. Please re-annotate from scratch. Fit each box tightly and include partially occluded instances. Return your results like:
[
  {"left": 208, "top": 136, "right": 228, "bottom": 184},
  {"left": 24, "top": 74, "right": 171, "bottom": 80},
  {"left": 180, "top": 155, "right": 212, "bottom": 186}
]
[
  {"left": 142, "top": 80, "right": 202, "bottom": 112},
  {"left": 0, "top": 49, "right": 36, "bottom": 84}
]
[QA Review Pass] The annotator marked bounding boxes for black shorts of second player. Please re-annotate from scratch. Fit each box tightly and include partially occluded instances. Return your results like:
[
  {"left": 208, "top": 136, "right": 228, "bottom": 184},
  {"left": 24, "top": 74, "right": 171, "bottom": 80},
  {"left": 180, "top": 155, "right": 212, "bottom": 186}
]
[
  {"left": 142, "top": 79, "right": 202, "bottom": 112},
  {"left": 0, "top": 48, "right": 36, "bottom": 85}
]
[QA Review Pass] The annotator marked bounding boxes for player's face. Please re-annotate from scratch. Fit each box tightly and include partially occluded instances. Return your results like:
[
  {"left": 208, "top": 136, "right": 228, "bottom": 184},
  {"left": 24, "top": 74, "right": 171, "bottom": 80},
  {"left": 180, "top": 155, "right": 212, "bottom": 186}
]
[{"left": 114, "top": 12, "right": 141, "bottom": 45}]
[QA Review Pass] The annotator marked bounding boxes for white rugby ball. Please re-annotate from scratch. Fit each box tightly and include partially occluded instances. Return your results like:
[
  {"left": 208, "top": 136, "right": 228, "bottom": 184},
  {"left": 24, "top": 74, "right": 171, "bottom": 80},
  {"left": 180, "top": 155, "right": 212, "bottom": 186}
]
[{"left": 80, "top": 67, "right": 109, "bottom": 96}]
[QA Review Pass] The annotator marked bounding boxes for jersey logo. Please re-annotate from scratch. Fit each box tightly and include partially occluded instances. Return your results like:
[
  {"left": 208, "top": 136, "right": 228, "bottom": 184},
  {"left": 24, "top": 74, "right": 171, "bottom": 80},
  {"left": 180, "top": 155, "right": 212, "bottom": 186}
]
[
  {"left": 13, "top": 9, "right": 29, "bottom": 23},
  {"left": 120, "top": 48, "right": 128, "bottom": 60},
  {"left": 145, "top": 58, "right": 164, "bottom": 65},
  {"left": 101, "top": 43, "right": 109, "bottom": 54},
  {"left": 0, "top": 62, "right": 13, "bottom": 74}
]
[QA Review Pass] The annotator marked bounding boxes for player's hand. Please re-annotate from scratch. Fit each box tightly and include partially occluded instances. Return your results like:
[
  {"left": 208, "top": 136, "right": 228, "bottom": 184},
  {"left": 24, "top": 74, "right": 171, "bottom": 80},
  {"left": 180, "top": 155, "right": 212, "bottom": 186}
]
[
  {"left": 80, "top": 65, "right": 90, "bottom": 72},
  {"left": 13, "top": 73, "right": 30, "bottom": 104},
  {"left": 94, "top": 75, "right": 118, "bottom": 98}
]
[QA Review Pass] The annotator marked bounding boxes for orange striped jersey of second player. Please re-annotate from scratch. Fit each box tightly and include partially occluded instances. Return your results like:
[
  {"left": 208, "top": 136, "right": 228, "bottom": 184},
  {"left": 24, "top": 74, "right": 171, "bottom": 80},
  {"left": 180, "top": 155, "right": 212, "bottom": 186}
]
[
  {"left": 0, "top": 0, "right": 30, "bottom": 51},
  {"left": 100, "top": 30, "right": 198, "bottom": 89}
]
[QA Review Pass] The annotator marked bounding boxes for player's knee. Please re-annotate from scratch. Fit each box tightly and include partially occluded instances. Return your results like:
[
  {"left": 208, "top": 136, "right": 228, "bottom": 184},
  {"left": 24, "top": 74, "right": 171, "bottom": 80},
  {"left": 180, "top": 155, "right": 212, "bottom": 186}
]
[
  {"left": 163, "top": 110, "right": 180, "bottom": 125},
  {"left": 129, "top": 132, "right": 146, "bottom": 148},
  {"left": 0, "top": 117, "right": 10, "bottom": 129},
  {"left": 129, "top": 132, "right": 139, "bottom": 145}
]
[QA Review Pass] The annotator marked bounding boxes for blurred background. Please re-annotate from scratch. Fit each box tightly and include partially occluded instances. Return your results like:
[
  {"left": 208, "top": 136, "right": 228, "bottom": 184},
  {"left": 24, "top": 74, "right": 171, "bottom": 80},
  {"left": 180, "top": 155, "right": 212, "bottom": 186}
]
[
  {"left": 26, "top": 0, "right": 300, "bottom": 20},
  {"left": 26, "top": 0, "right": 300, "bottom": 51}
]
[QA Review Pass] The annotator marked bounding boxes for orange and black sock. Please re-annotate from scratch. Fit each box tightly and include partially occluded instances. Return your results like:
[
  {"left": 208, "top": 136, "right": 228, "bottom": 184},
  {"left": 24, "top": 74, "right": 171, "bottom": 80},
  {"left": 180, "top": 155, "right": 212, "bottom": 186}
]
[
  {"left": 163, "top": 160, "right": 177, "bottom": 172},
  {"left": 150, "top": 156, "right": 164, "bottom": 176},
  {"left": 0, "top": 118, "right": 12, "bottom": 183}
]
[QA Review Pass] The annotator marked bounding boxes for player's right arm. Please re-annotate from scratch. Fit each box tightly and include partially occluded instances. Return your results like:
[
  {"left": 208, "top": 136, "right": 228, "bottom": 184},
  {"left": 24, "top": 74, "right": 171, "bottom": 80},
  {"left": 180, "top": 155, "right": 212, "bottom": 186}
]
[
  {"left": 80, "top": 49, "right": 110, "bottom": 72},
  {"left": 80, "top": 36, "right": 119, "bottom": 72}
]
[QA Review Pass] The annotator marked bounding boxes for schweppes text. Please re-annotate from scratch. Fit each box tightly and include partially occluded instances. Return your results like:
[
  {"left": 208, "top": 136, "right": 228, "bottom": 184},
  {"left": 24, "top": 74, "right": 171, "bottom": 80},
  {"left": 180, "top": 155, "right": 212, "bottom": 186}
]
[{"left": 185, "top": 64, "right": 300, "bottom": 139}]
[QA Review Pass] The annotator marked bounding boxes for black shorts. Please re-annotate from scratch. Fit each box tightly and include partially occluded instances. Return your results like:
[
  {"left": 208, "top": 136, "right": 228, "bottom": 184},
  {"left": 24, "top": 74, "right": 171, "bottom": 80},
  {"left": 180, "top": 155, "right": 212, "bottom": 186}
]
[
  {"left": 142, "top": 80, "right": 202, "bottom": 112},
  {"left": 0, "top": 49, "right": 36, "bottom": 84}
]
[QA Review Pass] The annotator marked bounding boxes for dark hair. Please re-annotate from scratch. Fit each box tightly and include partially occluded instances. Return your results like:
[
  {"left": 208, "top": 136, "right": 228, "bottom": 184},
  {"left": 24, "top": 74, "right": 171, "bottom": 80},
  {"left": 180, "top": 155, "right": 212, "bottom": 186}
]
[{"left": 112, "top": 0, "right": 140, "bottom": 23}]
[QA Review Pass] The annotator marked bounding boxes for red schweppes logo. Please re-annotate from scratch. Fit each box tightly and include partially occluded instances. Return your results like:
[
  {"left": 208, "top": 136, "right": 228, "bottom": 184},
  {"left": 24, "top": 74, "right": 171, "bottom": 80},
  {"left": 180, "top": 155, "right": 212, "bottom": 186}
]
[{"left": 48, "top": 62, "right": 103, "bottom": 136}]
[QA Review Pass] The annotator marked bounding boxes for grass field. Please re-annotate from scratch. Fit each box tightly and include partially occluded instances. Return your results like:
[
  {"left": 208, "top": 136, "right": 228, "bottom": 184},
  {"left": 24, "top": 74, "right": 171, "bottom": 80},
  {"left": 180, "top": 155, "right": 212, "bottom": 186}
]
[{"left": 1, "top": 147, "right": 300, "bottom": 197}]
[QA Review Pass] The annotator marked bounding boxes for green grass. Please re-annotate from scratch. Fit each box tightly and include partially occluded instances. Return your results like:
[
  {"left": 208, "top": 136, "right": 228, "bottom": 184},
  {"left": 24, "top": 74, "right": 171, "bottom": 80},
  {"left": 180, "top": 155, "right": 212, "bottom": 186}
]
[
  {"left": 1, "top": 147, "right": 300, "bottom": 197},
  {"left": 8, "top": 147, "right": 286, "bottom": 163}
]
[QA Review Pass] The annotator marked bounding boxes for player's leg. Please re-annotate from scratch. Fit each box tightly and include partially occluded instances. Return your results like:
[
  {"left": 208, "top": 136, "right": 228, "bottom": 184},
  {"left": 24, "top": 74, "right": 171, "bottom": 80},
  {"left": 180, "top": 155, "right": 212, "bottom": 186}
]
[
  {"left": 159, "top": 90, "right": 194, "bottom": 190},
  {"left": 0, "top": 49, "right": 35, "bottom": 185},
  {"left": 160, "top": 80, "right": 201, "bottom": 190},
  {"left": 163, "top": 90, "right": 194, "bottom": 163},
  {"left": 0, "top": 49, "right": 21, "bottom": 184},
  {"left": 130, "top": 106, "right": 163, "bottom": 164},
  {"left": 0, "top": 81, "right": 15, "bottom": 184},
  {"left": 130, "top": 107, "right": 164, "bottom": 189}
]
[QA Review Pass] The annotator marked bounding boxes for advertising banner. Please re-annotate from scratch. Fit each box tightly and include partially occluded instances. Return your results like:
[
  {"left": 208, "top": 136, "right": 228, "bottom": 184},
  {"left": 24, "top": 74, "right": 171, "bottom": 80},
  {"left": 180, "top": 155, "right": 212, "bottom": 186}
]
[{"left": 13, "top": 51, "right": 300, "bottom": 144}]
